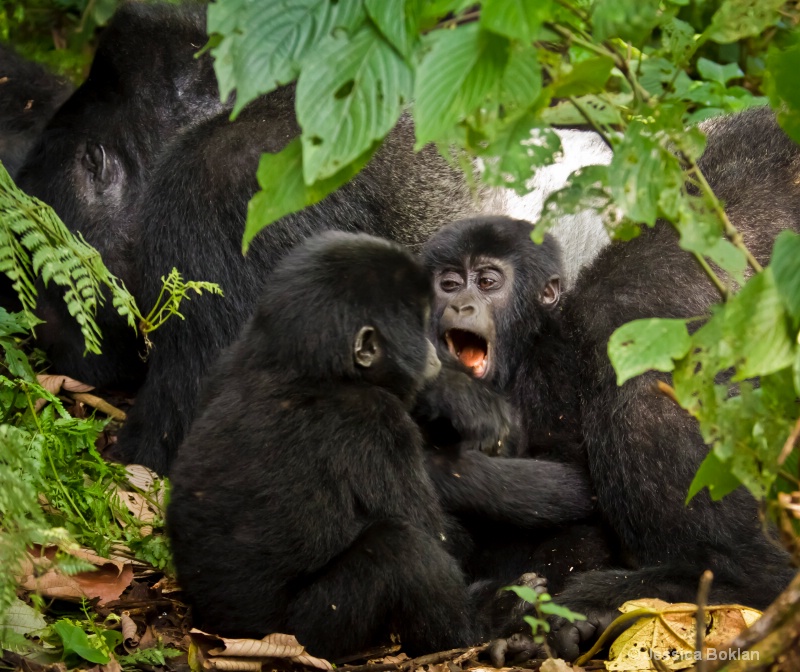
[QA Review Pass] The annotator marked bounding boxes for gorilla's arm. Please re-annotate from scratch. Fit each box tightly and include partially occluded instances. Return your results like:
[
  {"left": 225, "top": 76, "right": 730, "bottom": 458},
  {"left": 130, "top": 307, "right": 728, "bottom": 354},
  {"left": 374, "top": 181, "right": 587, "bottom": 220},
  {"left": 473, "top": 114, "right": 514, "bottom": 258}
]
[
  {"left": 428, "top": 450, "right": 595, "bottom": 528},
  {"left": 413, "top": 356, "right": 515, "bottom": 455}
]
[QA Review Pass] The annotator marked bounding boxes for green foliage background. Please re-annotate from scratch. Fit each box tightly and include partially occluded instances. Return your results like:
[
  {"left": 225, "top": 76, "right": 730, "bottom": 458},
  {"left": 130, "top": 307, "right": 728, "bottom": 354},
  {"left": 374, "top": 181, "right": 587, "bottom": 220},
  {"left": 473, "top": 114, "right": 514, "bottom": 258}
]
[{"left": 1, "top": 0, "right": 800, "bottom": 663}]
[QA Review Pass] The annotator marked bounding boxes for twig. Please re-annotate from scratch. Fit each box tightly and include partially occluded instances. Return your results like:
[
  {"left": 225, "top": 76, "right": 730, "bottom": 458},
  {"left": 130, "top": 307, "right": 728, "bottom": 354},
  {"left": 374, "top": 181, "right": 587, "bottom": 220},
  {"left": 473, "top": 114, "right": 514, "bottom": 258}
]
[
  {"left": 693, "top": 252, "right": 729, "bottom": 301},
  {"left": 655, "top": 381, "right": 680, "bottom": 405},
  {"left": 568, "top": 96, "right": 614, "bottom": 150},
  {"left": 779, "top": 415, "right": 800, "bottom": 466},
  {"left": 695, "top": 570, "right": 714, "bottom": 672},
  {"left": 688, "top": 163, "right": 763, "bottom": 273},
  {"left": 70, "top": 392, "right": 127, "bottom": 421},
  {"left": 338, "top": 646, "right": 485, "bottom": 672}
]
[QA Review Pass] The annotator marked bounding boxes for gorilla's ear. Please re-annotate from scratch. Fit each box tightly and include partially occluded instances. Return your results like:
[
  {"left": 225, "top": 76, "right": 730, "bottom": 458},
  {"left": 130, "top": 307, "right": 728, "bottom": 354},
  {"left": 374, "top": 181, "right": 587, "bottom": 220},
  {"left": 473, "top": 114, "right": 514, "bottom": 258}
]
[
  {"left": 81, "top": 142, "right": 118, "bottom": 195},
  {"left": 541, "top": 275, "right": 560, "bottom": 308},
  {"left": 354, "top": 326, "right": 381, "bottom": 368}
]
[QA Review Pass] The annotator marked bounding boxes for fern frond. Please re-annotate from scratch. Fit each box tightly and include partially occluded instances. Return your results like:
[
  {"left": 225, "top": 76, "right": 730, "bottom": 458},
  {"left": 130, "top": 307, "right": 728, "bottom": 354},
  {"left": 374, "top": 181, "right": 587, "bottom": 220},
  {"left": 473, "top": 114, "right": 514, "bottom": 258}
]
[{"left": 0, "top": 162, "right": 139, "bottom": 355}]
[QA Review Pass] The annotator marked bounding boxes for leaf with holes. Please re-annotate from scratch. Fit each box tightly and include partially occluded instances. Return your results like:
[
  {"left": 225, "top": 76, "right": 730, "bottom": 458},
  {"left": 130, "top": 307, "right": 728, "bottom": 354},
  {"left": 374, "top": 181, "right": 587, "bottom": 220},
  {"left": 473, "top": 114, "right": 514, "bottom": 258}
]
[
  {"left": 608, "top": 318, "right": 691, "bottom": 386},
  {"left": 208, "top": 0, "right": 366, "bottom": 116},
  {"left": 297, "top": 25, "right": 411, "bottom": 183}
]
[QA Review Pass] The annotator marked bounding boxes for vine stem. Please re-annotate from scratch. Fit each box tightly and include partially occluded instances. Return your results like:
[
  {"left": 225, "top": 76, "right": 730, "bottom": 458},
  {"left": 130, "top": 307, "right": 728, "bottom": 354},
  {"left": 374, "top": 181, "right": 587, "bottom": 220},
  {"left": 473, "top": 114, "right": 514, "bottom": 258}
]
[
  {"left": 568, "top": 96, "right": 614, "bottom": 150},
  {"left": 693, "top": 252, "right": 729, "bottom": 301},
  {"left": 688, "top": 161, "right": 763, "bottom": 273}
]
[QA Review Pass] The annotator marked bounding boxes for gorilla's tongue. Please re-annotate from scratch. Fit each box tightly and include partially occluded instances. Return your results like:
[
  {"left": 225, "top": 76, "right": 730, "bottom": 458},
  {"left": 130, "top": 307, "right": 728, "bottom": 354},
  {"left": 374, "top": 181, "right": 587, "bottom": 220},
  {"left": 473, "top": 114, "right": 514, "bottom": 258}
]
[{"left": 446, "top": 330, "right": 488, "bottom": 377}]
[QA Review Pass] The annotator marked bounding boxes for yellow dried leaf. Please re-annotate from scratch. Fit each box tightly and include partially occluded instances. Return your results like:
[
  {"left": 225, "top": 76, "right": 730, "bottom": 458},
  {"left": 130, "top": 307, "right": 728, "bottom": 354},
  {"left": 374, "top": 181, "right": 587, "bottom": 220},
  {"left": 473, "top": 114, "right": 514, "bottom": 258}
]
[{"left": 604, "top": 600, "right": 762, "bottom": 672}]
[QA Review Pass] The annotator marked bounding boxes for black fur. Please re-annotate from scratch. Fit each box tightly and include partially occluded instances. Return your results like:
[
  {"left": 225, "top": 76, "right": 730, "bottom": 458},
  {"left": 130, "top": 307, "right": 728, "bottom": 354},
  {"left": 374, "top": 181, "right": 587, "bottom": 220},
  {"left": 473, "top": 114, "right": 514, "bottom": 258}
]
[
  {"left": 114, "top": 86, "right": 481, "bottom": 474},
  {"left": 169, "top": 233, "right": 509, "bottom": 658},
  {"left": 17, "top": 3, "right": 485, "bottom": 466},
  {"left": 16, "top": 3, "right": 224, "bottom": 388},
  {"left": 422, "top": 107, "right": 799, "bottom": 660},
  {"left": 0, "top": 44, "right": 73, "bottom": 178}
]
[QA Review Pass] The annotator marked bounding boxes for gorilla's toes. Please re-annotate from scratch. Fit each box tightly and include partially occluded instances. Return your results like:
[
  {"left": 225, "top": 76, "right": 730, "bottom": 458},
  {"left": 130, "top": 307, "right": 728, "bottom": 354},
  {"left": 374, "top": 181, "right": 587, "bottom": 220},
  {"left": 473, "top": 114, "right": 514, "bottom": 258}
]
[{"left": 487, "top": 632, "right": 542, "bottom": 668}]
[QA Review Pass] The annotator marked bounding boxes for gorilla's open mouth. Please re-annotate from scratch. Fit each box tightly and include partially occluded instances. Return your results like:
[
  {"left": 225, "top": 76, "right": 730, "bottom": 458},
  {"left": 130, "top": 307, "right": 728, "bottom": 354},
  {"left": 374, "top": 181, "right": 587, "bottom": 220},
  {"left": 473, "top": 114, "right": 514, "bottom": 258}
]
[{"left": 445, "top": 329, "right": 490, "bottom": 378}]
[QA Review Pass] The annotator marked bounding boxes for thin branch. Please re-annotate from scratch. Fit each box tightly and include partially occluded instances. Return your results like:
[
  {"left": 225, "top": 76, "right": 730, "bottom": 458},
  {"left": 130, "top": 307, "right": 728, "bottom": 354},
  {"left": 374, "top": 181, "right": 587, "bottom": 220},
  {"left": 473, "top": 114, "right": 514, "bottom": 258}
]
[
  {"left": 695, "top": 570, "right": 714, "bottom": 672},
  {"left": 779, "top": 414, "right": 800, "bottom": 466},
  {"left": 568, "top": 96, "right": 614, "bottom": 150},
  {"left": 693, "top": 252, "right": 730, "bottom": 301},
  {"left": 688, "top": 162, "right": 763, "bottom": 273}
]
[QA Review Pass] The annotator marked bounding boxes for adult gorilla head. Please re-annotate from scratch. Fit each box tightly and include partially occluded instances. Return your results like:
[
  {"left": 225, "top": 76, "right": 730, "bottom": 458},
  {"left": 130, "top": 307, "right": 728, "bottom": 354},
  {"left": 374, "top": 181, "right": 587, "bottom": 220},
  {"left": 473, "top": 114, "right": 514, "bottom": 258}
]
[
  {"left": 15, "top": 3, "right": 223, "bottom": 388},
  {"left": 423, "top": 216, "right": 562, "bottom": 390}
]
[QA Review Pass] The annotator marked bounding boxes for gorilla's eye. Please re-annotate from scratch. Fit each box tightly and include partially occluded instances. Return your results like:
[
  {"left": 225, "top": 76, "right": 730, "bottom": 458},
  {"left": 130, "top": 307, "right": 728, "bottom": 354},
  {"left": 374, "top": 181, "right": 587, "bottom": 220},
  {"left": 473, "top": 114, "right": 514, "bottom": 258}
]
[
  {"left": 478, "top": 272, "right": 503, "bottom": 290},
  {"left": 439, "top": 273, "right": 462, "bottom": 292}
]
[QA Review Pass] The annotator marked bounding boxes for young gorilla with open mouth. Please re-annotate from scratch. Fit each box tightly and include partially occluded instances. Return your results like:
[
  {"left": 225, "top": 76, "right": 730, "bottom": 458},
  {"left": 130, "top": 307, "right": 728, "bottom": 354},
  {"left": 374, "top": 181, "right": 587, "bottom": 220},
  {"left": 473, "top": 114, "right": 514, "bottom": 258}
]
[{"left": 168, "top": 231, "right": 569, "bottom": 660}]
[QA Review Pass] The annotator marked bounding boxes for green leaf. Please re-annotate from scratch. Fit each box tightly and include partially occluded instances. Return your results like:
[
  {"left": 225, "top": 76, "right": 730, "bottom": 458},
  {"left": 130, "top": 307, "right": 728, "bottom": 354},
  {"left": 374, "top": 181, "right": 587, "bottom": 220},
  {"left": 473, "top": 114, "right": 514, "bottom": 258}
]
[
  {"left": 687, "top": 452, "right": 742, "bottom": 502},
  {"left": 549, "top": 56, "right": 615, "bottom": 98},
  {"left": 538, "top": 601, "right": 587, "bottom": 622},
  {"left": 2, "top": 343, "right": 35, "bottom": 382},
  {"left": 770, "top": 230, "right": 800, "bottom": 322},
  {"left": 765, "top": 44, "right": 800, "bottom": 144},
  {"left": 1, "top": 598, "right": 47, "bottom": 637},
  {"left": 365, "top": 0, "right": 418, "bottom": 58},
  {"left": 723, "top": 269, "right": 794, "bottom": 380},
  {"left": 607, "top": 122, "right": 684, "bottom": 227},
  {"left": 696, "top": 58, "right": 743, "bottom": 86},
  {"left": 243, "top": 139, "right": 379, "bottom": 252},
  {"left": 414, "top": 24, "right": 509, "bottom": 148},
  {"left": 53, "top": 621, "right": 109, "bottom": 665},
  {"left": 297, "top": 25, "right": 412, "bottom": 183},
  {"left": 705, "top": 0, "right": 783, "bottom": 44},
  {"left": 504, "top": 585, "right": 540, "bottom": 604},
  {"left": 479, "top": 113, "right": 561, "bottom": 195},
  {"left": 208, "top": 0, "right": 366, "bottom": 115},
  {"left": 660, "top": 17, "right": 696, "bottom": 64},
  {"left": 608, "top": 318, "right": 691, "bottom": 386},
  {"left": 480, "top": 0, "right": 554, "bottom": 43},
  {"left": 592, "top": 0, "right": 661, "bottom": 44},
  {"left": 501, "top": 45, "right": 543, "bottom": 112}
]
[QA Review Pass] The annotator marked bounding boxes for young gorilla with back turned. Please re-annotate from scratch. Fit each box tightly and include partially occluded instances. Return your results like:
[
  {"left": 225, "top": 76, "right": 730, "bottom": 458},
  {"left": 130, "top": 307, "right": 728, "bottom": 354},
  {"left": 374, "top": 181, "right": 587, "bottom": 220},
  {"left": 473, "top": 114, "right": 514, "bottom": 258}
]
[
  {"left": 168, "top": 232, "right": 557, "bottom": 659},
  {"left": 423, "top": 107, "right": 798, "bottom": 661}
]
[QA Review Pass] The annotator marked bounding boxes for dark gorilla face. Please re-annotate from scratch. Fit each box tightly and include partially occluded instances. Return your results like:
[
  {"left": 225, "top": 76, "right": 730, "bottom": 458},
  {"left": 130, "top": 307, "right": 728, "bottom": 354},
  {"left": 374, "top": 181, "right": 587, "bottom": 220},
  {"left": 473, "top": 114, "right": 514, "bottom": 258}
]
[
  {"left": 423, "top": 216, "right": 563, "bottom": 389},
  {"left": 432, "top": 258, "right": 515, "bottom": 379}
]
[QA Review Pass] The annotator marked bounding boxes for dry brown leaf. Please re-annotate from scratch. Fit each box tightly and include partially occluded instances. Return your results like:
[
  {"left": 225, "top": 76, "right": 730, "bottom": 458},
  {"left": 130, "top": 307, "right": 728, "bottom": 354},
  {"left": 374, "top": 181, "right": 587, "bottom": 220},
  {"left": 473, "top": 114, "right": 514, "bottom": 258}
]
[
  {"left": 204, "top": 658, "right": 263, "bottom": 671},
  {"left": 190, "top": 630, "right": 332, "bottom": 670},
  {"left": 37, "top": 374, "right": 94, "bottom": 395},
  {"left": 121, "top": 612, "right": 139, "bottom": 648},
  {"left": 606, "top": 599, "right": 762, "bottom": 671},
  {"left": 541, "top": 660, "right": 578, "bottom": 672},
  {"left": 18, "top": 546, "right": 134, "bottom": 606},
  {"left": 112, "top": 465, "right": 165, "bottom": 535}
]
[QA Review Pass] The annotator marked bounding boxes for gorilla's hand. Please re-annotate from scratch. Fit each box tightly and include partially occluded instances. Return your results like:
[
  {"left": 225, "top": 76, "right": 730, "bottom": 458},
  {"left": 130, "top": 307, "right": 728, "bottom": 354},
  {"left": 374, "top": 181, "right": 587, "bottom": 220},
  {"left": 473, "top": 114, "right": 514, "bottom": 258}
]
[
  {"left": 548, "top": 606, "right": 619, "bottom": 661},
  {"left": 413, "top": 358, "right": 513, "bottom": 456}
]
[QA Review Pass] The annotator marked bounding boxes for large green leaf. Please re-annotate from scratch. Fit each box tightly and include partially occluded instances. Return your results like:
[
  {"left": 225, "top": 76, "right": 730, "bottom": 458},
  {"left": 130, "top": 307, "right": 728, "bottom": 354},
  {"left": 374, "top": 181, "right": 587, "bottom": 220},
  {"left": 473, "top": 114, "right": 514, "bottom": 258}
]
[
  {"left": 414, "top": 23, "right": 509, "bottom": 148},
  {"left": 208, "top": 0, "right": 366, "bottom": 116},
  {"left": 765, "top": 44, "right": 800, "bottom": 145},
  {"left": 704, "top": 0, "right": 783, "bottom": 44},
  {"left": 549, "top": 56, "right": 615, "bottom": 99},
  {"left": 608, "top": 318, "right": 692, "bottom": 386},
  {"left": 687, "top": 452, "right": 742, "bottom": 502},
  {"left": 722, "top": 269, "right": 794, "bottom": 380},
  {"left": 771, "top": 229, "right": 800, "bottom": 322},
  {"left": 243, "top": 139, "right": 379, "bottom": 252},
  {"left": 365, "top": 0, "right": 418, "bottom": 59},
  {"left": 591, "top": 0, "right": 661, "bottom": 45},
  {"left": 481, "top": 0, "right": 554, "bottom": 43},
  {"left": 297, "top": 26, "right": 412, "bottom": 183}
]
